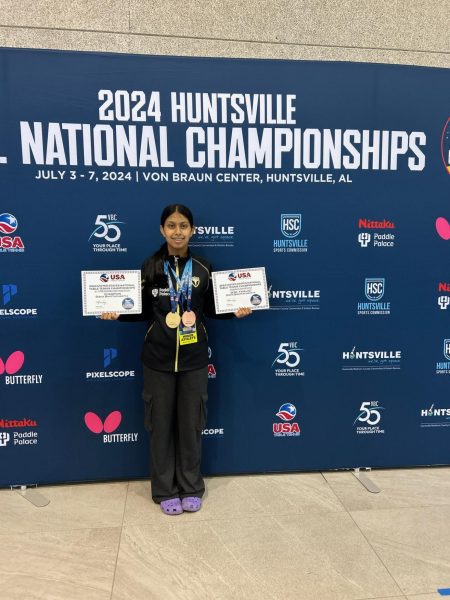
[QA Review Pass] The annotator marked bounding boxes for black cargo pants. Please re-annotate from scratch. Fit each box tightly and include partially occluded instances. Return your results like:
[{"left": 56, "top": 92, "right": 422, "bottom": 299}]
[{"left": 142, "top": 365, "right": 208, "bottom": 503}]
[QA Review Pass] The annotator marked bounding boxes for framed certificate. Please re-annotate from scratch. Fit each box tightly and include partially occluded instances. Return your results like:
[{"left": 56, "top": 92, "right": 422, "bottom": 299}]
[
  {"left": 212, "top": 267, "right": 269, "bottom": 314},
  {"left": 81, "top": 270, "right": 142, "bottom": 316}
]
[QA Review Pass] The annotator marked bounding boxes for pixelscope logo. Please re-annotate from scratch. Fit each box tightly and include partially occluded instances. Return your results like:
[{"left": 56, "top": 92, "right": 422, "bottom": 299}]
[
  {"left": 357, "top": 218, "right": 395, "bottom": 248},
  {"left": 273, "top": 213, "right": 308, "bottom": 253},
  {"left": 191, "top": 224, "right": 235, "bottom": 248},
  {"left": 84, "top": 411, "right": 138, "bottom": 444},
  {"left": 89, "top": 214, "right": 127, "bottom": 253},
  {"left": 0, "top": 213, "right": 25, "bottom": 252},
  {"left": 341, "top": 346, "right": 401, "bottom": 371},
  {"left": 268, "top": 285, "right": 320, "bottom": 311},
  {"left": 273, "top": 403, "right": 300, "bottom": 436},
  {"left": 0, "top": 351, "right": 43, "bottom": 385},
  {"left": 272, "top": 342, "right": 304, "bottom": 377},
  {"left": 353, "top": 401, "right": 385, "bottom": 435},
  {"left": 0, "top": 284, "right": 38, "bottom": 319},
  {"left": 85, "top": 348, "right": 135, "bottom": 380},
  {"left": 357, "top": 278, "right": 391, "bottom": 315},
  {"left": 441, "top": 117, "right": 450, "bottom": 175}
]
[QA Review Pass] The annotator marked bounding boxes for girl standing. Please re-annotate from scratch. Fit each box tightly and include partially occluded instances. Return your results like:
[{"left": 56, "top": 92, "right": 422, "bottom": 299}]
[{"left": 102, "top": 204, "right": 251, "bottom": 515}]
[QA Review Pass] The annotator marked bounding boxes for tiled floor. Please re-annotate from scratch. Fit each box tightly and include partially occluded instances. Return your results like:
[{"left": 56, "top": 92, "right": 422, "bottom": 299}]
[{"left": 1, "top": 469, "right": 450, "bottom": 599}]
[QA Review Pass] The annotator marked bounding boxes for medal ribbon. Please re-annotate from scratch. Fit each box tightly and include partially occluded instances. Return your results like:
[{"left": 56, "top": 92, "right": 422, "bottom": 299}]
[{"left": 164, "top": 258, "right": 192, "bottom": 314}]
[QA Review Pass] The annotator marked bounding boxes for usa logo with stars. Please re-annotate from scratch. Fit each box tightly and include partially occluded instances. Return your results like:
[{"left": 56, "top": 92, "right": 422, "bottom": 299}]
[
  {"left": 0, "top": 213, "right": 24, "bottom": 252},
  {"left": 273, "top": 403, "right": 300, "bottom": 437}
]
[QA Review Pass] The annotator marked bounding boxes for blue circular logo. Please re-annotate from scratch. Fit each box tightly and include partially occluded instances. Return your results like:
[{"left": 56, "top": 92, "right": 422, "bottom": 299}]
[{"left": 122, "top": 297, "right": 134, "bottom": 310}]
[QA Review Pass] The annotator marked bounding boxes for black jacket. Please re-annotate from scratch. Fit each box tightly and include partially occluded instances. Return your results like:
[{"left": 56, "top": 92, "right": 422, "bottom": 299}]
[{"left": 120, "top": 251, "right": 231, "bottom": 372}]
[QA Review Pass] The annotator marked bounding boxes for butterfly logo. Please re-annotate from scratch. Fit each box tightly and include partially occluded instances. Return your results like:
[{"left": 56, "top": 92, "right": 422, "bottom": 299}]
[
  {"left": 0, "top": 351, "right": 25, "bottom": 375},
  {"left": 84, "top": 411, "right": 122, "bottom": 434}
]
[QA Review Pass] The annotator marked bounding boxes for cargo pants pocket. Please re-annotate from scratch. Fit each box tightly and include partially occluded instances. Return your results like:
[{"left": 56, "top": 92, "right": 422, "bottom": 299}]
[{"left": 142, "top": 392, "right": 153, "bottom": 432}]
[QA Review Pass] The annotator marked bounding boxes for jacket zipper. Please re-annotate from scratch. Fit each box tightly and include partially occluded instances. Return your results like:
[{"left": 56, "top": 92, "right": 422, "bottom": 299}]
[{"left": 174, "top": 257, "right": 180, "bottom": 373}]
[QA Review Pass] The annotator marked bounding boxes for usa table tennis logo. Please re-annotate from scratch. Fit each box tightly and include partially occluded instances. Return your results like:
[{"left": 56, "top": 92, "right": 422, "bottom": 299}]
[
  {"left": 84, "top": 410, "right": 138, "bottom": 444},
  {"left": 273, "top": 403, "right": 300, "bottom": 437},
  {"left": 0, "top": 213, "right": 25, "bottom": 252},
  {"left": 228, "top": 273, "right": 237, "bottom": 282},
  {"left": 100, "top": 274, "right": 109, "bottom": 283}
]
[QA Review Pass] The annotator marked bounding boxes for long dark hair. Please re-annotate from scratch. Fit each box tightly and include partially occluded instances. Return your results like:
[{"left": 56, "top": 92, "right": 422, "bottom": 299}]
[{"left": 144, "top": 204, "right": 194, "bottom": 283}]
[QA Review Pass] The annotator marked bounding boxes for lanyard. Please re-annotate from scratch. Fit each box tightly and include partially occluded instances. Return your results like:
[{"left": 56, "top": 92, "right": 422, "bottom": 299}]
[{"left": 164, "top": 258, "right": 192, "bottom": 313}]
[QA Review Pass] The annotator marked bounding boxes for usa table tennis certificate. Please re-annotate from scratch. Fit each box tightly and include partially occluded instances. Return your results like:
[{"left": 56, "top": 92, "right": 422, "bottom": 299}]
[
  {"left": 212, "top": 267, "right": 269, "bottom": 314},
  {"left": 81, "top": 270, "right": 142, "bottom": 316}
]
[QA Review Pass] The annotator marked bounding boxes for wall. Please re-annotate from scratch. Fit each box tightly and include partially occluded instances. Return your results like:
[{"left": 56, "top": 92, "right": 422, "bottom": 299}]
[{"left": 0, "top": 1, "right": 448, "bottom": 68}]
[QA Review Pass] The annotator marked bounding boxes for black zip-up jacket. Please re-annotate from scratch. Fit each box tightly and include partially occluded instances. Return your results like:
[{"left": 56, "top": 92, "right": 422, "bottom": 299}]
[{"left": 120, "top": 251, "right": 231, "bottom": 372}]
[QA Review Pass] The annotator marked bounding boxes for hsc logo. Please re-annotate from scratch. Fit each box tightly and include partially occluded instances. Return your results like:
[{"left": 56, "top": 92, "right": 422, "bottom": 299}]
[
  {"left": 281, "top": 214, "right": 301, "bottom": 238},
  {"left": 0, "top": 213, "right": 25, "bottom": 252},
  {"left": 365, "top": 278, "right": 385, "bottom": 301},
  {"left": 273, "top": 403, "right": 300, "bottom": 437}
]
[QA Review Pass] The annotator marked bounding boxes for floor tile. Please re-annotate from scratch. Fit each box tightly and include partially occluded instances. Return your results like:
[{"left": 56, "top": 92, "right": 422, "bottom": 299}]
[
  {"left": 0, "top": 482, "right": 128, "bottom": 533},
  {"left": 113, "top": 512, "right": 402, "bottom": 600},
  {"left": 0, "top": 527, "right": 120, "bottom": 599},
  {"left": 123, "top": 473, "right": 345, "bottom": 526},
  {"left": 407, "top": 594, "right": 447, "bottom": 599},
  {"left": 323, "top": 468, "right": 450, "bottom": 511},
  {"left": 351, "top": 505, "right": 450, "bottom": 596}
]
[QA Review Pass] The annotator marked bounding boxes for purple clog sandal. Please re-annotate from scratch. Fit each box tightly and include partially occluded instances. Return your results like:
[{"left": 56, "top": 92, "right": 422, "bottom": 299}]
[
  {"left": 181, "top": 497, "right": 202, "bottom": 512},
  {"left": 160, "top": 498, "right": 183, "bottom": 515}
]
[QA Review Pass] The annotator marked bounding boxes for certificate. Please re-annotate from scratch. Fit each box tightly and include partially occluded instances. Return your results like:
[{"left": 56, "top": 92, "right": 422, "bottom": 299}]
[
  {"left": 212, "top": 267, "right": 269, "bottom": 314},
  {"left": 81, "top": 270, "right": 142, "bottom": 316}
]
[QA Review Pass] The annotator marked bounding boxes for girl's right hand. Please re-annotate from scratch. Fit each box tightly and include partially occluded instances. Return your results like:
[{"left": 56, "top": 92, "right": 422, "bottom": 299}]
[{"left": 100, "top": 312, "right": 120, "bottom": 320}]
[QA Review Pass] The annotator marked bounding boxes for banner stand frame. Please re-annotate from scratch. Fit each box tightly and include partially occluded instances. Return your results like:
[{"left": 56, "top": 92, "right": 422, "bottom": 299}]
[
  {"left": 352, "top": 468, "right": 381, "bottom": 494},
  {"left": 10, "top": 484, "right": 50, "bottom": 507}
]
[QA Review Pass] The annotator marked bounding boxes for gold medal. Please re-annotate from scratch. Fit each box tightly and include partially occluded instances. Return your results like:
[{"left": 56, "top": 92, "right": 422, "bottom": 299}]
[
  {"left": 181, "top": 311, "right": 196, "bottom": 327},
  {"left": 165, "top": 312, "right": 181, "bottom": 328}
]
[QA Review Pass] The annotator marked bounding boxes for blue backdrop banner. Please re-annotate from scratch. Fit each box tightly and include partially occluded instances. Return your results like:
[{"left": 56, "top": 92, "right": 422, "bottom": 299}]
[{"left": 0, "top": 47, "right": 449, "bottom": 486}]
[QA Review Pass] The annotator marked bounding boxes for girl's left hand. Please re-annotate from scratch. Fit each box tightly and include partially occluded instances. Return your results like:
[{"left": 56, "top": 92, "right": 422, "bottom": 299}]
[{"left": 234, "top": 307, "right": 252, "bottom": 318}]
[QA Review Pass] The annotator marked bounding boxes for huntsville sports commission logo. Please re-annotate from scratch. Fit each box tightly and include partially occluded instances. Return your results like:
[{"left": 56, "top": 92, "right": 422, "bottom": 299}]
[
  {"left": 273, "top": 214, "right": 308, "bottom": 253},
  {"left": 437, "top": 282, "right": 450, "bottom": 310},
  {"left": 435, "top": 339, "right": 450, "bottom": 375},
  {"left": 191, "top": 224, "right": 235, "bottom": 248},
  {"left": 268, "top": 285, "right": 320, "bottom": 310},
  {"left": 272, "top": 342, "right": 304, "bottom": 377},
  {"left": 0, "top": 417, "right": 39, "bottom": 448},
  {"left": 357, "top": 278, "right": 391, "bottom": 315},
  {"left": 0, "top": 351, "right": 44, "bottom": 385},
  {"left": 357, "top": 218, "right": 396, "bottom": 248},
  {"left": 85, "top": 348, "right": 136, "bottom": 380},
  {"left": 342, "top": 346, "right": 401, "bottom": 371},
  {"left": 84, "top": 411, "right": 138, "bottom": 444},
  {"left": 354, "top": 401, "right": 385, "bottom": 435},
  {"left": 273, "top": 403, "right": 300, "bottom": 437},
  {"left": 0, "top": 213, "right": 25, "bottom": 252},
  {"left": 0, "top": 284, "right": 38, "bottom": 319},
  {"left": 420, "top": 404, "right": 450, "bottom": 428},
  {"left": 89, "top": 214, "right": 127, "bottom": 253}
]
